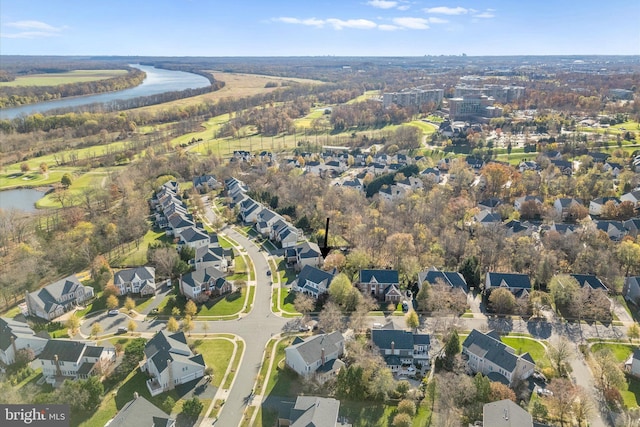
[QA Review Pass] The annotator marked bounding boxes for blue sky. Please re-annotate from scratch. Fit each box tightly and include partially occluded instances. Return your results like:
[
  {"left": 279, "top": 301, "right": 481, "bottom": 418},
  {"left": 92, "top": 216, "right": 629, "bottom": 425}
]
[{"left": 1, "top": 0, "right": 639, "bottom": 56}]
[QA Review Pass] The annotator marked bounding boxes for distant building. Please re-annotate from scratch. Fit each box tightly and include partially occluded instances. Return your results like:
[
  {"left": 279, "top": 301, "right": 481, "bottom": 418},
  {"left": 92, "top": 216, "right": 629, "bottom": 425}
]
[
  {"left": 277, "top": 396, "right": 350, "bottom": 427},
  {"left": 609, "top": 89, "right": 634, "bottom": 100},
  {"left": 454, "top": 84, "right": 525, "bottom": 103},
  {"left": 483, "top": 399, "right": 534, "bottom": 427},
  {"left": 383, "top": 88, "right": 444, "bottom": 108},
  {"left": 448, "top": 95, "right": 503, "bottom": 122},
  {"left": 106, "top": 393, "right": 176, "bottom": 427},
  {"left": 0, "top": 317, "right": 48, "bottom": 365}
]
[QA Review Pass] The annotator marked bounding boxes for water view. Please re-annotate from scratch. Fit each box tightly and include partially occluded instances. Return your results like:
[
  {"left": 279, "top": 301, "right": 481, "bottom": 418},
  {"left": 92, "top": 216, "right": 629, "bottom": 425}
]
[
  {"left": 0, "top": 65, "right": 211, "bottom": 120},
  {"left": 0, "top": 188, "right": 49, "bottom": 212}
]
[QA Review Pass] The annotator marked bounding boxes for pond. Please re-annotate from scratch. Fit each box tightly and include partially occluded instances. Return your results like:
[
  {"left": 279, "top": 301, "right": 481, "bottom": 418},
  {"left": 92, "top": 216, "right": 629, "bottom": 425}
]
[{"left": 0, "top": 188, "right": 50, "bottom": 212}]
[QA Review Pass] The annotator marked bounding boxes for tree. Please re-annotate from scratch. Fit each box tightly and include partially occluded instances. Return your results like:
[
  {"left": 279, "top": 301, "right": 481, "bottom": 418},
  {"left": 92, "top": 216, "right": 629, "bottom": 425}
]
[
  {"left": 628, "top": 323, "right": 640, "bottom": 341},
  {"left": 39, "top": 162, "right": 48, "bottom": 174},
  {"left": 392, "top": 413, "right": 412, "bottom": 427},
  {"left": 66, "top": 315, "right": 80, "bottom": 335},
  {"left": 171, "top": 306, "right": 181, "bottom": 317},
  {"left": 90, "top": 323, "right": 102, "bottom": 338},
  {"left": 547, "top": 337, "right": 572, "bottom": 377},
  {"left": 459, "top": 256, "right": 480, "bottom": 289},
  {"left": 61, "top": 173, "right": 73, "bottom": 189},
  {"left": 328, "top": 273, "right": 353, "bottom": 307},
  {"left": 548, "top": 275, "right": 580, "bottom": 312},
  {"left": 531, "top": 400, "right": 549, "bottom": 423},
  {"left": 13, "top": 348, "right": 35, "bottom": 368},
  {"left": 397, "top": 399, "right": 416, "bottom": 416},
  {"left": 592, "top": 348, "right": 626, "bottom": 392},
  {"left": 185, "top": 299, "right": 198, "bottom": 317},
  {"left": 489, "top": 381, "right": 516, "bottom": 401},
  {"left": 124, "top": 297, "right": 136, "bottom": 312},
  {"left": 161, "top": 396, "right": 176, "bottom": 414},
  {"left": 405, "top": 309, "right": 419, "bottom": 331},
  {"left": 103, "top": 283, "right": 119, "bottom": 298},
  {"left": 127, "top": 319, "right": 137, "bottom": 334},
  {"left": 182, "top": 396, "right": 203, "bottom": 420},
  {"left": 572, "top": 388, "right": 593, "bottom": 427},
  {"left": 124, "top": 338, "right": 146, "bottom": 363},
  {"left": 548, "top": 378, "right": 577, "bottom": 427},
  {"left": 81, "top": 376, "right": 104, "bottom": 411},
  {"left": 106, "top": 294, "right": 119, "bottom": 310},
  {"left": 20, "top": 162, "right": 30, "bottom": 173},
  {"left": 293, "top": 292, "right": 315, "bottom": 319},
  {"left": 151, "top": 247, "right": 180, "bottom": 279},
  {"left": 166, "top": 316, "right": 180, "bottom": 332},
  {"left": 318, "top": 301, "right": 343, "bottom": 332},
  {"left": 488, "top": 288, "right": 516, "bottom": 315},
  {"left": 182, "top": 315, "right": 194, "bottom": 336},
  {"left": 323, "top": 252, "right": 346, "bottom": 271},
  {"left": 444, "top": 330, "right": 460, "bottom": 361},
  {"left": 617, "top": 240, "right": 640, "bottom": 276}
]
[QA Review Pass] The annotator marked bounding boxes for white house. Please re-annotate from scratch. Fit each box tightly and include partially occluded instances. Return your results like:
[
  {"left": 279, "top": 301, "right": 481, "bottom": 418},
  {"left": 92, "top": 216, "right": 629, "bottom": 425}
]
[
  {"left": 141, "top": 331, "right": 206, "bottom": 396},
  {"left": 627, "top": 349, "right": 640, "bottom": 378},
  {"left": 589, "top": 197, "right": 620, "bottom": 216},
  {"left": 0, "top": 317, "right": 48, "bottom": 365},
  {"left": 177, "top": 226, "right": 211, "bottom": 250},
  {"left": 26, "top": 274, "right": 94, "bottom": 321},
  {"left": 113, "top": 267, "right": 157, "bottom": 296},
  {"left": 291, "top": 265, "right": 335, "bottom": 299},
  {"left": 285, "top": 332, "right": 344, "bottom": 382},
  {"left": 39, "top": 339, "right": 115, "bottom": 385},
  {"left": 462, "top": 329, "right": 535, "bottom": 386},
  {"left": 192, "top": 245, "right": 229, "bottom": 272}
]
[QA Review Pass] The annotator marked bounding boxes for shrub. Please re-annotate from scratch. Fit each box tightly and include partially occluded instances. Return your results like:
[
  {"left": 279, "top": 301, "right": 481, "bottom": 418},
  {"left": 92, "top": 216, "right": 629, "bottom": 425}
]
[{"left": 397, "top": 399, "right": 417, "bottom": 416}]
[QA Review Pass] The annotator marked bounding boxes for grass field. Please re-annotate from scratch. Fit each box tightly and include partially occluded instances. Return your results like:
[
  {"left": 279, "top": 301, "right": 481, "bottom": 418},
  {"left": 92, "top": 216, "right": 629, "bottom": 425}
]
[
  {"left": 191, "top": 338, "right": 234, "bottom": 388},
  {"left": 590, "top": 342, "right": 635, "bottom": 362},
  {"left": 501, "top": 336, "right": 549, "bottom": 367},
  {"left": 0, "top": 69, "right": 128, "bottom": 87}
]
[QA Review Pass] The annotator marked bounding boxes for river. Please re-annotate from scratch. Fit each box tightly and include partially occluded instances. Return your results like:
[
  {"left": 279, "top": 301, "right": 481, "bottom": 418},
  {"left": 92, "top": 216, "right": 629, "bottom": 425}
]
[{"left": 0, "top": 64, "right": 211, "bottom": 120}]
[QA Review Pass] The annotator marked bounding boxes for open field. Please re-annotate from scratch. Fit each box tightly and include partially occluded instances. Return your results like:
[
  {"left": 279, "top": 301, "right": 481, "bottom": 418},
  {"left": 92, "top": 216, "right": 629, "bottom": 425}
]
[
  {"left": 0, "top": 69, "right": 128, "bottom": 87},
  {"left": 501, "top": 336, "right": 549, "bottom": 367}
]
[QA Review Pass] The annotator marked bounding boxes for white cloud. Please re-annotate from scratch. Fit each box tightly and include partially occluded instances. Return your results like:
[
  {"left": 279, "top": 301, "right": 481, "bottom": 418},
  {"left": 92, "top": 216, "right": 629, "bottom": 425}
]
[
  {"left": 423, "top": 6, "right": 468, "bottom": 15},
  {"left": 326, "top": 18, "right": 378, "bottom": 30},
  {"left": 397, "top": 5, "right": 410, "bottom": 11},
  {"left": 1, "top": 20, "right": 67, "bottom": 38},
  {"left": 473, "top": 11, "right": 495, "bottom": 18},
  {"left": 378, "top": 24, "right": 401, "bottom": 31},
  {"left": 273, "top": 17, "right": 324, "bottom": 27},
  {"left": 428, "top": 17, "right": 449, "bottom": 24},
  {"left": 392, "top": 17, "right": 430, "bottom": 30},
  {"left": 367, "top": 0, "right": 398, "bottom": 9}
]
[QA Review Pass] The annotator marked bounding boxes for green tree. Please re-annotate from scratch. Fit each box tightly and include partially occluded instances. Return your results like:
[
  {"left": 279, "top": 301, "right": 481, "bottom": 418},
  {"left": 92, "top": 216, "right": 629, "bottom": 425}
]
[
  {"left": 82, "top": 376, "right": 104, "bottom": 410},
  {"left": 628, "top": 323, "right": 640, "bottom": 341},
  {"left": 124, "top": 338, "right": 146, "bottom": 363},
  {"left": 415, "top": 282, "right": 430, "bottom": 312},
  {"left": 185, "top": 299, "right": 198, "bottom": 317},
  {"left": 474, "top": 373, "right": 491, "bottom": 403},
  {"left": 182, "top": 397, "right": 203, "bottom": 419},
  {"left": 161, "top": 396, "right": 176, "bottom": 414},
  {"left": 488, "top": 288, "right": 516, "bottom": 315},
  {"left": 106, "top": 294, "right": 119, "bottom": 310},
  {"left": 397, "top": 399, "right": 417, "bottom": 416},
  {"left": 531, "top": 400, "right": 549, "bottom": 422},
  {"left": 171, "top": 306, "right": 181, "bottom": 317},
  {"left": 405, "top": 309, "right": 419, "bottom": 331},
  {"left": 61, "top": 173, "right": 73, "bottom": 189},
  {"left": 167, "top": 316, "right": 180, "bottom": 332},
  {"left": 617, "top": 240, "right": 640, "bottom": 276},
  {"left": 548, "top": 275, "right": 580, "bottom": 311},
  {"left": 444, "top": 330, "right": 460, "bottom": 361},
  {"left": 328, "top": 273, "right": 353, "bottom": 307},
  {"left": 459, "top": 256, "right": 480, "bottom": 289},
  {"left": 392, "top": 413, "right": 412, "bottom": 427}
]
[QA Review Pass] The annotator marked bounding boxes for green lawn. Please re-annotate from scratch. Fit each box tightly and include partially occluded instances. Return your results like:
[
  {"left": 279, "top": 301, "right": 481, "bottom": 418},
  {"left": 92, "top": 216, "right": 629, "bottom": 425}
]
[
  {"left": 256, "top": 338, "right": 278, "bottom": 394},
  {"left": 223, "top": 340, "right": 244, "bottom": 389},
  {"left": 339, "top": 401, "right": 397, "bottom": 427},
  {"left": 117, "top": 228, "right": 170, "bottom": 266},
  {"left": 501, "top": 337, "right": 549, "bottom": 367},
  {"left": 279, "top": 288, "right": 299, "bottom": 314},
  {"left": 243, "top": 286, "right": 255, "bottom": 313},
  {"left": 196, "top": 287, "right": 246, "bottom": 316},
  {"left": 191, "top": 338, "right": 235, "bottom": 388},
  {"left": 265, "top": 337, "right": 299, "bottom": 397},
  {"left": 590, "top": 343, "right": 635, "bottom": 362},
  {"left": 0, "top": 69, "right": 128, "bottom": 87},
  {"left": 621, "top": 375, "right": 640, "bottom": 409}
]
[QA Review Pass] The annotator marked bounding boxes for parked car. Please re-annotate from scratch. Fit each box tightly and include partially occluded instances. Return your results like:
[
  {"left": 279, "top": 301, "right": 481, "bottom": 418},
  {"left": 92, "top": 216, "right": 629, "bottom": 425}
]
[
  {"left": 537, "top": 388, "right": 553, "bottom": 397},
  {"left": 266, "top": 270, "right": 272, "bottom": 276},
  {"left": 151, "top": 308, "right": 159, "bottom": 314},
  {"left": 116, "top": 327, "right": 127, "bottom": 334},
  {"left": 108, "top": 309, "right": 119, "bottom": 316}
]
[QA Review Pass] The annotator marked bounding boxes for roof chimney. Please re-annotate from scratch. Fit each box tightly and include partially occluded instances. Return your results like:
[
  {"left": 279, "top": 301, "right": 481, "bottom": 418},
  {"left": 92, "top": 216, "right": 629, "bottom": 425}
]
[
  {"left": 391, "top": 341, "right": 395, "bottom": 353},
  {"left": 54, "top": 354, "right": 62, "bottom": 377},
  {"left": 321, "top": 348, "right": 325, "bottom": 366},
  {"left": 134, "top": 392, "right": 139, "bottom": 399}
]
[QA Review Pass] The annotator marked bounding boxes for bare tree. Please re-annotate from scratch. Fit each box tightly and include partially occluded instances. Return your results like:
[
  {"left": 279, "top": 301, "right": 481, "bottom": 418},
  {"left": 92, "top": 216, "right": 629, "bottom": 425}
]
[{"left": 318, "top": 301, "right": 344, "bottom": 332}]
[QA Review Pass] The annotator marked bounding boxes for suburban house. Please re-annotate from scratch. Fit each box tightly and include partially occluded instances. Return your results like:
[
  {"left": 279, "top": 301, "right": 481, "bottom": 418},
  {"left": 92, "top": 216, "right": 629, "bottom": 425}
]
[
  {"left": 626, "top": 349, "right": 640, "bottom": 378},
  {"left": 39, "top": 339, "right": 115, "bottom": 385},
  {"left": 570, "top": 274, "right": 608, "bottom": 291},
  {"left": 291, "top": 265, "right": 336, "bottom": 300},
  {"left": 621, "top": 190, "right": 640, "bottom": 208},
  {"left": 554, "top": 198, "right": 584, "bottom": 220},
  {"left": 462, "top": 329, "right": 535, "bottom": 386},
  {"left": 113, "top": 267, "right": 157, "bottom": 296},
  {"left": 483, "top": 399, "right": 534, "bottom": 427},
  {"left": 191, "top": 245, "right": 230, "bottom": 272},
  {"left": 514, "top": 195, "right": 543, "bottom": 212},
  {"left": 285, "top": 331, "right": 345, "bottom": 383},
  {"left": 192, "top": 174, "right": 219, "bottom": 193},
  {"left": 371, "top": 328, "right": 430, "bottom": 374},
  {"left": 473, "top": 210, "right": 502, "bottom": 226},
  {"left": 141, "top": 331, "right": 206, "bottom": 396},
  {"left": 179, "top": 267, "right": 233, "bottom": 301},
  {"left": 292, "top": 241, "right": 323, "bottom": 271},
  {"left": 485, "top": 272, "right": 532, "bottom": 298},
  {"left": 624, "top": 218, "right": 640, "bottom": 237},
  {"left": 589, "top": 197, "right": 621, "bottom": 216},
  {"left": 478, "top": 198, "right": 502, "bottom": 212},
  {"left": 357, "top": 269, "right": 402, "bottom": 302},
  {"left": 106, "top": 393, "right": 175, "bottom": 427},
  {"left": 278, "top": 396, "right": 349, "bottom": 427},
  {"left": 177, "top": 226, "right": 211, "bottom": 250},
  {"left": 26, "top": 274, "right": 95, "bottom": 321},
  {"left": 623, "top": 276, "right": 640, "bottom": 305},
  {"left": 594, "top": 220, "right": 626, "bottom": 241},
  {"left": 417, "top": 267, "right": 468, "bottom": 293},
  {"left": 0, "top": 317, "right": 48, "bottom": 365}
]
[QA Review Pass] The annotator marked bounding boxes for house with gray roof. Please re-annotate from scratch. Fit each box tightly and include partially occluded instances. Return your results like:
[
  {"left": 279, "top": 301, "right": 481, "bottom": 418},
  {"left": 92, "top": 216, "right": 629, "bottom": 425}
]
[
  {"left": 191, "top": 245, "right": 230, "bottom": 272},
  {"left": 462, "top": 329, "right": 535, "bottom": 386},
  {"left": 474, "top": 210, "right": 502, "bottom": 226},
  {"left": 621, "top": 190, "right": 640, "bottom": 207},
  {"left": 192, "top": 174, "right": 219, "bottom": 193},
  {"left": 483, "top": 399, "right": 533, "bottom": 427},
  {"left": 177, "top": 226, "right": 210, "bottom": 250},
  {"left": 26, "top": 274, "right": 94, "bottom": 321},
  {"left": 485, "top": 272, "right": 531, "bottom": 298},
  {"left": 285, "top": 332, "right": 344, "bottom": 383},
  {"left": 589, "top": 197, "right": 621, "bottom": 216},
  {"left": 179, "top": 267, "right": 233, "bottom": 301},
  {"left": 371, "top": 329, "right": 430, "bottom": 374},
  {"left": 624, "top": 218, "right": 640, "bottom": 238},
  {"left": 417, "top": 267, "right": 468, "bottom": 293},
  {"left": 106, "top": 393, "right": 175, "bottom": 427},
  {"left": 554, "top": 197, "right": 583, "bottom": 220},
  {"left": 623, "top": 276, "right": 640, "bottom": 305},
  {"left": 570, "top": 274, "right": 608, "bottom": 291},
  {"left": 627, "top": 348, "right": 640, "bottom": 378},
  {"left": 278, "top": 396, "right": 350, "bottom": 427},
  {"left": 514, "top": 195, "right": 543, "bottom": 212},
  {"left": 294, "top": 241, "right": 323, "bottom": 271},
  {"left": 357, "top": 269, "right": 402, "bottom": 302},
  {"left": 166, "top": 212, "right": 195, "bottom": 237},
  {"left": 39, "top": 339, "right": 115, "bottom": 385},
  {"left": 0, "top": 317, "right": 48, "bottom": 365},
  {"left": 594, "top": 220, "right": 626, "bottom": 241},
  {"left": 114, "top": 267, "right": 157, "bottom": 296},
  {"left": 292, "top": 265, "right": 336, "bottom": 300},
  {"left": 141, "top": 331, "right": 206, "bottom": 396}
]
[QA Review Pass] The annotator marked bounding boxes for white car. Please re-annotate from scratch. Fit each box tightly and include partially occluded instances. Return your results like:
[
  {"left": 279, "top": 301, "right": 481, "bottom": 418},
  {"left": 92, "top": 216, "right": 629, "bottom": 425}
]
[{"left": 108, "top": 309, "right": 119, "bottom": 316}]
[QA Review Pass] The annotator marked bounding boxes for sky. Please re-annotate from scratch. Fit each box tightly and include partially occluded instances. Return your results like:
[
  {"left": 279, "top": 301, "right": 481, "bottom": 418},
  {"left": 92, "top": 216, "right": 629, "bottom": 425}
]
[{"left": 1, "top": 0, "right": 639, "bottom": 57}]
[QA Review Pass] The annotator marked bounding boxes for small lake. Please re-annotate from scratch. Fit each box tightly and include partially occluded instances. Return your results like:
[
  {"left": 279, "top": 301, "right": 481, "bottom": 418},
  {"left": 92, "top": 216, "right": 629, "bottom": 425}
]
[
  {"left": 0, "top": 64, "right": 212, "bottom": 120},
  {"left": 0, "top": 188, "right": 49, "bottom": 212}
]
